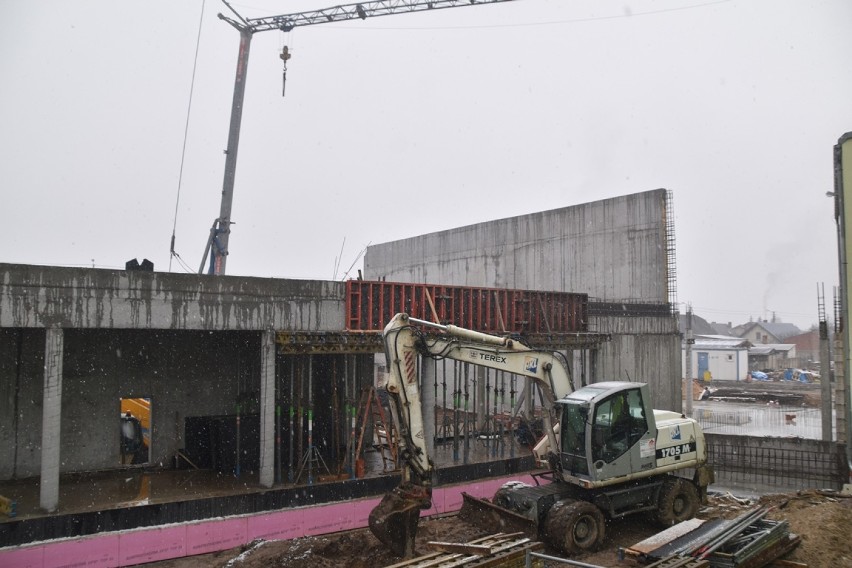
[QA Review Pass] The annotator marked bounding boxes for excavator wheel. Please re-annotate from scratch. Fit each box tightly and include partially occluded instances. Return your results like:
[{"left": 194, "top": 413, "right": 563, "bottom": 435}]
[
  {"left": 655, "top": 477, "right": 700, "bottom": 526},
  {"left": 543, "top": 499, "right": 606, "bottom": 554}
]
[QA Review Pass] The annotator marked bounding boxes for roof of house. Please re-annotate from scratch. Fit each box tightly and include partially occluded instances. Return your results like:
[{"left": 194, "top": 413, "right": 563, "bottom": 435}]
[
  {"left": 677, "top": 313, "right": 717, "bottom": 335},
  {"left": 740, "top": 321, "right": 801, "bottom": 340},
  {"left": 749, "top": 343, "right": 796, "bottom": 355},
  {"left": 709, "top": 321, "right": 735, "bottom": 335},
  {"left": 689, "top": 335, "right": 751, "bottom": 349}
]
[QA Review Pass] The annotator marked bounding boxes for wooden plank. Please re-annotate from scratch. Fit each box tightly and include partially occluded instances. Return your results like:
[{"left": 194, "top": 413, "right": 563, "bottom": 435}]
[
  {"left": 428, "top": 542, "right": 492, "bottom": 555},
  {"left": 384, "top": 533, "right": 540, "bottom": 568},
  {"left": 767, "top": 560, "right": 809, "bottom": 568},
  {"left": 382, "top": 551, "right": 445, "bottom": 568}
]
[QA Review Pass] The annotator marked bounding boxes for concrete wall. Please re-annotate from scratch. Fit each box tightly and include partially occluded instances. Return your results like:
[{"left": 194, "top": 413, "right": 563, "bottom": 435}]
[
  {"left": 0, "top": 326, "right": 267, "bottom": 478},
  {"left": 0, "top": 264, "right": 345, "bottom": 331},
  {"left": 591, "top": 315, "right": 680, "bottom": 409},
  {"left": 364, "top": 190, "right": 669, "bottom": 302},
  {"left": 364, "top": 190, "right": 681, "bottom": 411},
  {"left": 0, "top": 328, "right": 45, "bottom": 478}
]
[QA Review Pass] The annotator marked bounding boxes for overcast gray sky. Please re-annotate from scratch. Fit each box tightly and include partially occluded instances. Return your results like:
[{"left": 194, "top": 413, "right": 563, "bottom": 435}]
[{"left": 1, "top": 0, "right": 849, "bottom": 330}]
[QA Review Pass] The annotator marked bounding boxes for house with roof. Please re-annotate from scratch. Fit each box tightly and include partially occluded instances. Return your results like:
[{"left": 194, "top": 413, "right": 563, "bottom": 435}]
[
  {"left": 748, "top": 343, "right": 797, "bottom": 371},
  {"left": 677, "top": 312, "right": 718, "bottom": 336},
  {"left": 682, "top": 334, "right": 751, "bottom": 382},
  {"left": 734, "top": 320, "right": 801, "bottom": 345},
  {"left": 709, "top": 321, "right": 735, "bottom": 336}
]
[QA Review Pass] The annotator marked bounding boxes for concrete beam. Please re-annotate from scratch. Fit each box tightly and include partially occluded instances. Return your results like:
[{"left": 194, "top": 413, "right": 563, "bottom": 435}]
[{"left": 0, "top": 264, "right": 345, "bottom": 332}]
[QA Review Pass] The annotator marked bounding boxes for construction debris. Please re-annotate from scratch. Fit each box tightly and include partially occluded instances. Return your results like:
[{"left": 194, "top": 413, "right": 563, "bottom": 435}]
[{"left": 627, "top": 506, "right": 800, "bottom": 568}]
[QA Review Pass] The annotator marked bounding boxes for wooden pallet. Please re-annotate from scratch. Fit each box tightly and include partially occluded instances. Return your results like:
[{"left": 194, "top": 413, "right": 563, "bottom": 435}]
[{"left": 383, "top": 532, "right": 544, "bottom": 568}]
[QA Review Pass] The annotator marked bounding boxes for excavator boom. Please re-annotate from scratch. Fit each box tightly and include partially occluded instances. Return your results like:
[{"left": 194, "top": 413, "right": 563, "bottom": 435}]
[{"left": 368, "top": 313, "right": 574, "bottom": 557}]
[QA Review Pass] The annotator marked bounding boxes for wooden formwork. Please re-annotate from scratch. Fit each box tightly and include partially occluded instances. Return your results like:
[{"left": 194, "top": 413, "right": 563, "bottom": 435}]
[{"left": 346, "top": 280, "right": 588, "bottom": 334}]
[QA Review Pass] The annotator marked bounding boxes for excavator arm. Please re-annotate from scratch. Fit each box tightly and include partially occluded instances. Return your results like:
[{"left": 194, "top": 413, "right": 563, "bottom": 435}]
[{"left": 368, "top": 313, "right": 574, "bottom": 557}]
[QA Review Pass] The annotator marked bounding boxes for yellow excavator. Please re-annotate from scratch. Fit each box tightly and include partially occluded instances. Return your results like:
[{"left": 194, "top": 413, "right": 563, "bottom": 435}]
[
  {"left": 368, "top": 313, "right": 713, "bottom": 557},
  {"left": 120, "top": 398, "right": 150, "bottom": 465}
]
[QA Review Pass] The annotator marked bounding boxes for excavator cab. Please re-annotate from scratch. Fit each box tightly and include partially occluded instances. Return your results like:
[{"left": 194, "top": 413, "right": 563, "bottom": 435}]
[{"left": 555, "top": 382, "right": 656, "bottom": 484}]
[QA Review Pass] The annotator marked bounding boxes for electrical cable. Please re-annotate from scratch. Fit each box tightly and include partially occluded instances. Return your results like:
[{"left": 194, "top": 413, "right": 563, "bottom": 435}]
[{"left": 169, "top": 0, "right": 207, "bottom": 272}]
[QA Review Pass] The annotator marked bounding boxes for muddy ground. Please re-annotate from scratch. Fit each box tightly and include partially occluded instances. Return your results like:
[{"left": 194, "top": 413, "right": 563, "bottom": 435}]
[{"left": 144, "top": 489, "right": 851, "bottom": 568}]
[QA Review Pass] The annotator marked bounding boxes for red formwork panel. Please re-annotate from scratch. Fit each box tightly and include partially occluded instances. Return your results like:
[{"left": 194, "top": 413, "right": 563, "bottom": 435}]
[{"left": 346, "top": 280, "right": 587, "bottom": 333}]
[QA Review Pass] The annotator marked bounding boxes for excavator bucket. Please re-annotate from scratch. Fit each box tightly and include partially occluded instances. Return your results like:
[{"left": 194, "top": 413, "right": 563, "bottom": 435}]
[
  {"left": 458, "top": 492, "right": 540, "bottom": 540},
  {"left": 368, "top": 485, "right": 429, "bottom": 558}
]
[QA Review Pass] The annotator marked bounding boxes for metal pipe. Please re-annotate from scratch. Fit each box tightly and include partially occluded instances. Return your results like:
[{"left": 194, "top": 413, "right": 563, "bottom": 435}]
[
  {"left": 347, "top": 355, "right": 355, "bottom": 479},
  {"left": 297, "top": 357, "right": 305, "bottom": 478},
  {"left": 235, "top": 401, "right": 241, "bottom": 477},
  {"left": 441, "top": 358, "right": 448, "bottom": 442},
  {"left": 453, "top": 360, "right": 460, "bottom": 462},
  {"left": 275, "top": 402, "right": 281, "bottom": 484},
  {"left": 433, "top": 355, "right": 439, "bottom": 451},
  {"left": 331, "top": 358, "right": 338, "bottom": 467},
  {"left": 499, "top": 370, "right": 506, "bottom": 458},
  {"left": 509, "top": 375, "right": 516, "bottom": 458},
  {"left": 307, "top": 355, "right": 314, "bottom": 485},
  {"left": 525, "top": 550, "right": 604, "bottom": 568},
  {"left": 463, "top": 362, "right": 470, "bottom": 464},
  {"left": 288, "top": 357, "right": 294, "bottom": 484}
]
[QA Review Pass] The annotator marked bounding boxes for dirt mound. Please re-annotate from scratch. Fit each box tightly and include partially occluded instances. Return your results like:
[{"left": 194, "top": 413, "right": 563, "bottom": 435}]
[{"left": 144, "top": 490, "right": 851, "bottom": 568}]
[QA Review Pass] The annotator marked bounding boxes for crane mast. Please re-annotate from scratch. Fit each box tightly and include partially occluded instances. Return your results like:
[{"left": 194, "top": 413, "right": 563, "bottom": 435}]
[{"left": 201, "top": 0, "right": 519, "bottom": 275}]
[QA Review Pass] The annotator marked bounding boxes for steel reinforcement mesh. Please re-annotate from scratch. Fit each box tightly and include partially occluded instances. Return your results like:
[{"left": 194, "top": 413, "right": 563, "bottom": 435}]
[{"left": 705, "top": 434, "right": 846, "bottom": 490}]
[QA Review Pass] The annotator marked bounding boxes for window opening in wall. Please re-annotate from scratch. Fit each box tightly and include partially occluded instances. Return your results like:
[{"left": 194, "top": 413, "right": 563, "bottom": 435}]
[{"left": 120, "top": 397, "right": 151, "bottom": 465}]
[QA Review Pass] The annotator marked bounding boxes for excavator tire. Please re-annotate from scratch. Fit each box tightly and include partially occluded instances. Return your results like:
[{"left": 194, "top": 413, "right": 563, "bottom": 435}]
[
  {"left": 543, "top": 499, "right": 605, "bottom": 554},
  {"left": 655, "top": 477, "right": 700, "bottom": 526}
]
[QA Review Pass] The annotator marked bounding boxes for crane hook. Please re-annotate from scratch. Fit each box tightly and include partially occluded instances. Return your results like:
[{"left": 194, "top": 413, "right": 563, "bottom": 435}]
[{"left": 280, "top": 46, "right": 291, "bottom": 97}]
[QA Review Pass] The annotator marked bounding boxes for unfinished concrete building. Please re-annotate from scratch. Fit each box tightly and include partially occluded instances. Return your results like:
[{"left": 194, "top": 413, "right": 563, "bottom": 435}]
[
  {"left": 364, "top": 188, "right": 682, "bottom": 411},
  {"left": 3, "top": 188, "right": 847, "bottom": 568},
  {"left": 0, "top": 189, "right": 677, "bottom": 493},
  {"left": 0, "top": 189, "right": 689, "bottom": 564}
]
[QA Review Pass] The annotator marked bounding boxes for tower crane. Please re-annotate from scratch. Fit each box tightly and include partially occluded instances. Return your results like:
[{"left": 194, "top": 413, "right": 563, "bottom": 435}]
[{"left": 200, "top": 0, "right": 519, "bottom": 275}]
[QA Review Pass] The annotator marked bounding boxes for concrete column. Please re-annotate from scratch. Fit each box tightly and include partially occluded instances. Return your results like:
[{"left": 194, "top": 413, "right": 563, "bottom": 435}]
[
  {"left": 820, "top": 323, "right": 833, "bottom": 441},
  {"left": 40, "top": 327, "right": 63, "bottom": 513},
  {"left": 259, "top": 330, "right": 276, "bottom": 488}
]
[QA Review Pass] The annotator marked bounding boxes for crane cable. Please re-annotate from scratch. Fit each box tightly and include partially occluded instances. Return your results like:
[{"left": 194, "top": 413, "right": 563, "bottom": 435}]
[{"left": 170, "top": 0, "right": 207, "bottom": 273}]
